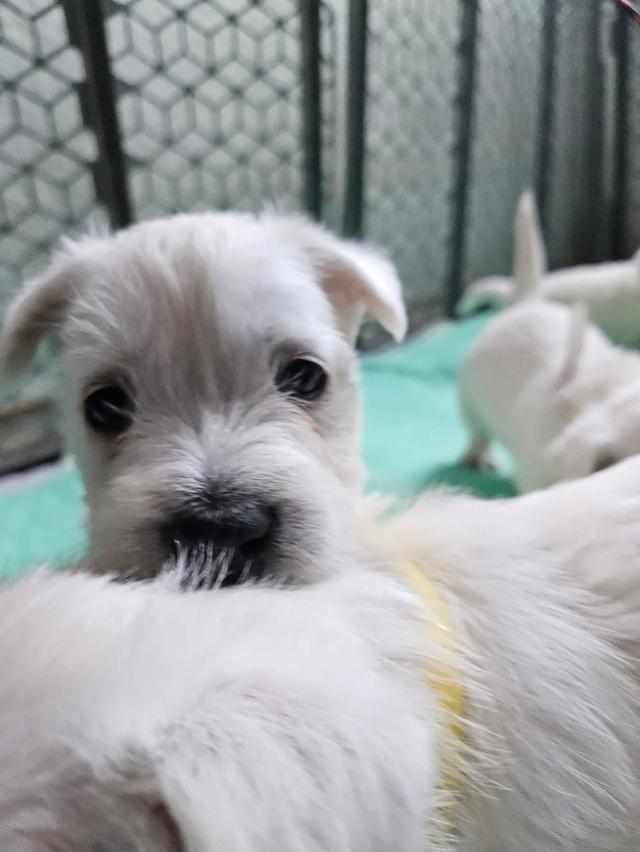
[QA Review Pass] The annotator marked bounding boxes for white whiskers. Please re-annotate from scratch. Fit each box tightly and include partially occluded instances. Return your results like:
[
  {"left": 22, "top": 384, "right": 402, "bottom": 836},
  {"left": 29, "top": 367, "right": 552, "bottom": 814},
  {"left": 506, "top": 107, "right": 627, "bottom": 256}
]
[{"left": 160, "top": 540, "right": 244, "bottom": 592}]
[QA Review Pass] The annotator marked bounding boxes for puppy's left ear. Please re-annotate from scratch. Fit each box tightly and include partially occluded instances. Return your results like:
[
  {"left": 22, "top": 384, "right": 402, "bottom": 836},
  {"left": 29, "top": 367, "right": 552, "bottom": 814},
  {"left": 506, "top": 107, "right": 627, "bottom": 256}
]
[
  {"left": 0, "top": 260, "right": 74, "bottom": 381},
  {"left": 270, "top": 217, "right": 407, "bottom": 343}
]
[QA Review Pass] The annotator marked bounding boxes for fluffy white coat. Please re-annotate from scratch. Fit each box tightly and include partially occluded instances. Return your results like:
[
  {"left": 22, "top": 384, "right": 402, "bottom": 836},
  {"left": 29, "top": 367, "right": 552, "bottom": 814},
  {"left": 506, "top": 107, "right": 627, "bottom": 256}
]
[
  {"left": 3, "top": 456, "right": 640, "bottom": 849},
  {"left": 2, "top": 211, "right": 640, "bottom": 849}
]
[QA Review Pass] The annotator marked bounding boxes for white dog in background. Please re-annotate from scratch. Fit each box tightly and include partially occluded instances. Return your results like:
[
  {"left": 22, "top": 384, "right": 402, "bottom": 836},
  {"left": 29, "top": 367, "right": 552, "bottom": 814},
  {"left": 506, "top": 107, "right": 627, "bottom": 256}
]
[
  {"left": 457, "top": 192, "right": 640, "bottom": 346},
  {"left": 459, "top": 193, "right": 640, "bottom": 492},
  {"left": 3, "top": 455, "right": 640, "bottom": 850}
]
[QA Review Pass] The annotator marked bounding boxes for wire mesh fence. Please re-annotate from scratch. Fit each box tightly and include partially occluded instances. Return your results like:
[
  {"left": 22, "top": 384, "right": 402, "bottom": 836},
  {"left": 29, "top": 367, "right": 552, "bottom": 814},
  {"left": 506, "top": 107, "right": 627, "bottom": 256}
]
[
  {"left": 464, "top": 0, "right": 543, "bottom": 286},
  {"left": 0, "top": 0, "right": 638, "bottom": 469},
  {"left": 546, "top": 0, "right": 607, "bottom": 267},
  {"left": 107, "top": 0, "right": 306, "bottom": 218},
  {"left": 0, "top": 1, "right": 101, "bottom": 309},
  {"left": 364, "top": 0, "right": 458, "bottom": 328}
]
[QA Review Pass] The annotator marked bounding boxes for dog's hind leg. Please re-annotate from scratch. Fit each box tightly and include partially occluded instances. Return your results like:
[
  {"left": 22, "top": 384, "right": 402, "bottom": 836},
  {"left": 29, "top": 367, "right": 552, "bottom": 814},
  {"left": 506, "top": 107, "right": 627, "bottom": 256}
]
[
  {"left": 460, "top": 434, "right": 496, "bottom": 470},
  {"left": 458, "top": 384, "right": 496, "bottom": 470}
]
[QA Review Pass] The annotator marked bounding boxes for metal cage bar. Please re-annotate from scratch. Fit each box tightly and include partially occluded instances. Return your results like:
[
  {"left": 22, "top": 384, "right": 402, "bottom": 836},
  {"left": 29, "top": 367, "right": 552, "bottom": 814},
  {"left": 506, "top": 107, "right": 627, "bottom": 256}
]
[
  {"left": 582, "top": 0, "right": 607, "bottom": 262},
  {"left": 445, "top": 0, "right": 480, "bottom": 317},
  {"left": 300, "top": 0, "right": 323, "bottom": 219},
  {"left": 342, "top": 0, "right": 368, "bottom": 238},
  {"left": 534, "top": 0, "right": 558, "bottom": 236},
  {"left": 62, "top": 0, "right": 131, "bottom": 229},
  {"left": 611, "top": 3, "right": 631, "bottom": 259}
]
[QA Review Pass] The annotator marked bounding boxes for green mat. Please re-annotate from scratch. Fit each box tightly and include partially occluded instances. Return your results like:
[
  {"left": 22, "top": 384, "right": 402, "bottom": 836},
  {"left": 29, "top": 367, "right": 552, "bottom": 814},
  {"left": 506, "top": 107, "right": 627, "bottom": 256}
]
[{"left": 0, "top": 315, "right": 515, "bottom": 580}]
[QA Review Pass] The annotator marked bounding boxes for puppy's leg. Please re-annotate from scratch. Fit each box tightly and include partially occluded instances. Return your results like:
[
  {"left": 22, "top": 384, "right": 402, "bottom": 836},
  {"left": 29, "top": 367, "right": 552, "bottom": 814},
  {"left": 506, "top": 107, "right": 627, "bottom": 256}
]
[
  {"left": 458, "top": 389, "right": 496, "bottom": 470},
  {"left": 460, "top": 435, "right": 496, "bottom": 470}
]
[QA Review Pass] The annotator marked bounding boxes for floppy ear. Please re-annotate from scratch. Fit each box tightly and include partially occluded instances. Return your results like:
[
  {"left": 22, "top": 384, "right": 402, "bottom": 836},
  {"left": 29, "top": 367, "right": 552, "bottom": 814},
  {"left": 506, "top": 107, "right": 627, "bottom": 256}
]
[
  {"left": 0, "top": 262, "right": 74, "bottom": 382},
  {"left": 269, "top": 217, "right": 407, "bottom": 344}
]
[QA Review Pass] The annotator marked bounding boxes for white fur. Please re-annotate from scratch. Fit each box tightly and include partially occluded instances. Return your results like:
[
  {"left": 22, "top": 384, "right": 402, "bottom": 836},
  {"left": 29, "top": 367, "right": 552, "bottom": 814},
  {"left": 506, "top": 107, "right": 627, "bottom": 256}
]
[
  {"left": 4, "top": 456, "right": 640, "bottom": 849},
  {"left": 0, "top": 568, "right": 434, "bottom": 852},
  {"left": 457, "top": 191, "right": 640, "bottom": 347},
  {"left": 3, "top": 210, "right": 640, "bottom": 849},
  {"left": 459, "top": 195, "right": 640, "bottom": 491}
]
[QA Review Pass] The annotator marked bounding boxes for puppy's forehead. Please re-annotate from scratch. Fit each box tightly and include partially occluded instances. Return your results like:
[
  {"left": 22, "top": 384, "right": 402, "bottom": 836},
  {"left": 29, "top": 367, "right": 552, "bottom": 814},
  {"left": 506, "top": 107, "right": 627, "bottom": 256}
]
[{"left": 68, "top": 214, "right": 337, "bottom": 360}]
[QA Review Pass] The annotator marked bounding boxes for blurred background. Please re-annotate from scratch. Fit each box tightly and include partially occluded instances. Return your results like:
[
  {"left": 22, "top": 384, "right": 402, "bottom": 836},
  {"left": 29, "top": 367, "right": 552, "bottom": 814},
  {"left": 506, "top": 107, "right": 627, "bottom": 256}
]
[{"left": 0, "top": 0, "right": 639, "bottom": 473}]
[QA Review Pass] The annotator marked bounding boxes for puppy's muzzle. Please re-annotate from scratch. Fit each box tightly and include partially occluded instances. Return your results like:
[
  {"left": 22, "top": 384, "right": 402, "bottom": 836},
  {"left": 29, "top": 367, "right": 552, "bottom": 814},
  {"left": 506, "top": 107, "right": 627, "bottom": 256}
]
[{"left": 164, "top": 496, "right": 275, "bottom": 589}]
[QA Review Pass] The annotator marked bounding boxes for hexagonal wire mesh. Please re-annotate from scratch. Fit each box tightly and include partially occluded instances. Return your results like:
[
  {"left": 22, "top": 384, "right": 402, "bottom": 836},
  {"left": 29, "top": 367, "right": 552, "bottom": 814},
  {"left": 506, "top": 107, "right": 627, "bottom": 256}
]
[
  {"left": 105, "top": 0, "right": 307, "bottom": 218},
  {"left": 463, "top": 0, "right": 544, "bottom": 286},
  {"left": 1, "top": 1, "right": 638, "bottom": 321},
  {"left": 364, "top": 0, "right": 459, "bottom": 325},
  {"left": 0, "top": 0, "right": 100, "bottom": 307}
]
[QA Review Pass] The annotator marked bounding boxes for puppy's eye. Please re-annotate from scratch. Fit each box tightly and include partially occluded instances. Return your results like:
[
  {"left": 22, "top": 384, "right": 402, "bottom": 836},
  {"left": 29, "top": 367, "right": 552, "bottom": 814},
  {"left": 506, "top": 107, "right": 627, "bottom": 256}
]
[
  {"left": 84, "top": 386, "right": 135, "bottom": 435},
  {"left": 276, "top": 358, "right": 327, "bottom": 402}
]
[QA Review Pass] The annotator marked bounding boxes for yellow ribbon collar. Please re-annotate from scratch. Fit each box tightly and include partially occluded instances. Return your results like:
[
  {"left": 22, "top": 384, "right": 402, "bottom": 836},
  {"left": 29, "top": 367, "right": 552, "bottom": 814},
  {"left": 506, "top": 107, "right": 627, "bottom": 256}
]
[{"left": 400, "top": 561, "right": 465, "bottom": 810}]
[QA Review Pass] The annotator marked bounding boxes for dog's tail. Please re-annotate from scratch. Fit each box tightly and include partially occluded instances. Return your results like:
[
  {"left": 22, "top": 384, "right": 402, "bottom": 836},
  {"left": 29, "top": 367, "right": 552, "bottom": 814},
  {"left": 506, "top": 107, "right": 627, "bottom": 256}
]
[
  {"left": 512, "top": 189, "right": 546, "bottom": 303},
  {"left": 456, "top": 190, "right": 546, "bottom": 316}
]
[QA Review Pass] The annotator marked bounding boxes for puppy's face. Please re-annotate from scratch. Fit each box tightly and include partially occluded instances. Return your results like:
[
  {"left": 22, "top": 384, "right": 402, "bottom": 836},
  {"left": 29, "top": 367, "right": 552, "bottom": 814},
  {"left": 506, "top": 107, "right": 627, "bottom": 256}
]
[{"left": 0, "top": 213, "right": 405, "bottom": 584}]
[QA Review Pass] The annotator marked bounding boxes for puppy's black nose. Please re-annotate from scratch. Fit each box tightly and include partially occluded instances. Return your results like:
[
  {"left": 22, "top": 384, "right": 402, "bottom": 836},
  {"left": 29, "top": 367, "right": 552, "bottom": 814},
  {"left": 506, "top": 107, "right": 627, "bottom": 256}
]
[{"left": 165, "top": 499, "right": 273, "bottom": 551}]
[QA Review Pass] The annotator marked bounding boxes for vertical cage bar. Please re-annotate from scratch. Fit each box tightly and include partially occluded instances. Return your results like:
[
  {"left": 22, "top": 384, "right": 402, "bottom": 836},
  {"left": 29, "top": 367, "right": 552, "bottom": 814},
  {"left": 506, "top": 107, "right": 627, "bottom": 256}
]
[
  {"left": 300, "top": 0, "right": 323, "bottom": 220},
  {"left": 582, "top": 0, "right": 607, "bottom": 261},
  {"left": 534, "top": 0, "right": 557, "bottom": 235},
  {"left": 610, "top": 4, "right": 631, "bottom": 259},
  {"left": 342, "top": 0, "right": 368, "bottom": 237},
  {"left": 445, "top": 0, "right": 480, "bottom": 317},
  {"left": 63, "top": 0, "right": 132, "bottom": 229}
]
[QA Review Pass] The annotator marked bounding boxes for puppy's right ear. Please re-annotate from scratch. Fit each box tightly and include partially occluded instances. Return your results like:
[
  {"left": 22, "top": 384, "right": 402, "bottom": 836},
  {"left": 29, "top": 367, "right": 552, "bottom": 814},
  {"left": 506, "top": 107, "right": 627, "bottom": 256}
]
[
  {"left": 0, "top": 262, "right": 74, "bottom": 381},
  {"left": 266, "top": 215, "right": 407, "bottom": 344}
]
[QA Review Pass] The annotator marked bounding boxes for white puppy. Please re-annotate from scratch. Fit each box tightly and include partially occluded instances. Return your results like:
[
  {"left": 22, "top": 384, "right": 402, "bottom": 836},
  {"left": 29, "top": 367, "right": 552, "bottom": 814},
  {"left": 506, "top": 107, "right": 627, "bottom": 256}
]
[
  {"left": 459, "top": 193, "right": 640, "bottom": 492},
  {"left": 2, "top": 211, "right": 640, "bottom": 849},
  {"left": 0, "top": 212, "right": 406, "bottom": 586},
  {"left": 3, "top": 455, "right": 640, "bottom": 850},
  {"left": 457, "top": 191, "right": 640, "bottom": 346}
]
